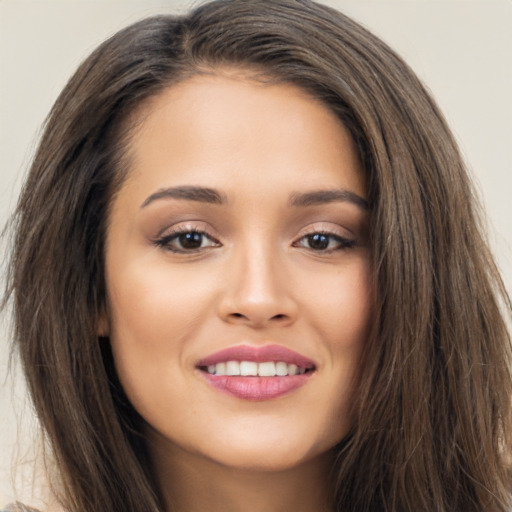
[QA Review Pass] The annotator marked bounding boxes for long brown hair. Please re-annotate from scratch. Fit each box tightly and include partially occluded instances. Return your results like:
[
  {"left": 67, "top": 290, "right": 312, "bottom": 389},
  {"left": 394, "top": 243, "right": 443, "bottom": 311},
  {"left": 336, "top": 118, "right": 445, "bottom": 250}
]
[{"left": 4, "top": 1, "right": 511, "bottom": 510}]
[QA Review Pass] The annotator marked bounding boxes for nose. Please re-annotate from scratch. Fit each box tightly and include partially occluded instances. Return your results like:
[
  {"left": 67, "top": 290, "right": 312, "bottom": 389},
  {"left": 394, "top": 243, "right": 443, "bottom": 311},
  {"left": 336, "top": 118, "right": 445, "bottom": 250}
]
[{"left": 217, "top": 243, "right": 298, "bottom": 329}]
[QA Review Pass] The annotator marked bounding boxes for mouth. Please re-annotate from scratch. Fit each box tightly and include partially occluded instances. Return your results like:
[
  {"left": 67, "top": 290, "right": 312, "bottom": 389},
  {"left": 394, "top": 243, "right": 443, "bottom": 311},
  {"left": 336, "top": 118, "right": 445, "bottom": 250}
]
[
  {"left": 199, "top": 361, "right": 313, "bottom": 376},
  {"left": 196, "top": 344, "right": 316, "bottom": 400}
]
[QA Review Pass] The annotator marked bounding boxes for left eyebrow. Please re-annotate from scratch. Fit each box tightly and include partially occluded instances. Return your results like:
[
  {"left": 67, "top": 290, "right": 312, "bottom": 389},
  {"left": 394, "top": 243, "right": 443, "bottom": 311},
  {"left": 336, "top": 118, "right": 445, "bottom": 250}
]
[
  {"left": 140, "top": 185, "right": 226, "bottom": 208},
  {"left": 289, "top": 189, "right": 369, "bottom": 211}
]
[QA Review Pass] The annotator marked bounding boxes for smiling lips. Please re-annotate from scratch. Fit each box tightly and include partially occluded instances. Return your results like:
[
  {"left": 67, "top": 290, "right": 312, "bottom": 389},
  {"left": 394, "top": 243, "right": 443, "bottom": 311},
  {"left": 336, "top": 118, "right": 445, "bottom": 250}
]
[{"left": 197, "top": 344, "right": 316, "bottom": 401}]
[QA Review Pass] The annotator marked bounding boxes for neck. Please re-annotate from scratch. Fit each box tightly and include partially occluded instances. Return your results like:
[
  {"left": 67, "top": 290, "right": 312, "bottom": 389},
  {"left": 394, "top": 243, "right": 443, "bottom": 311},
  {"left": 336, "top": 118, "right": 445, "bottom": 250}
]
[{"left": 148, "top": 435, "right": 334, "bottom": 512}]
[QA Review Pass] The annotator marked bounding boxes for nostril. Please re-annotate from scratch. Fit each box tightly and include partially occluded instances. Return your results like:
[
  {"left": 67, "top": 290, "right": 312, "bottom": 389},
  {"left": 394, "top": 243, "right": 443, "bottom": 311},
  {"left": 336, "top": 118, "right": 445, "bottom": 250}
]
[{"left": 272, "top": 314, "right": 287, "bottom": 321}]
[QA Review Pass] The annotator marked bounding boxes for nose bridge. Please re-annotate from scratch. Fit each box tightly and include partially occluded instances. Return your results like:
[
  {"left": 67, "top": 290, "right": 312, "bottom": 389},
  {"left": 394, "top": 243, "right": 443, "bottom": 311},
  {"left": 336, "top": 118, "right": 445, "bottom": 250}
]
[
  {"left": 219, "top": 233, "right": 297, "bottom": 326},
  {"left": 239, "top": 239, "right": 280, "bottom": 302}
]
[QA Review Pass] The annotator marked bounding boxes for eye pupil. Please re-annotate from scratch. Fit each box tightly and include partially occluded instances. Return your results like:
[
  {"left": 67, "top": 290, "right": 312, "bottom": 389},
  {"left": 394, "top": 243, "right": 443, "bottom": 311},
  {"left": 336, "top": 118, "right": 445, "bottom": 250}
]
[
  {"left": 308, "top": 233, "right": 329, "bottom": 250},
  {"left": 179, "top": 232, "right": 203, "bottom": 249}
]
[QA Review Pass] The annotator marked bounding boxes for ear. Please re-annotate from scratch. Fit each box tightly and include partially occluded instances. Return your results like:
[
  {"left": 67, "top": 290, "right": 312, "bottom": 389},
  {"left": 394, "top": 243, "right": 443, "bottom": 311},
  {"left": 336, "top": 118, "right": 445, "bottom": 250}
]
[{"left": 97, "top": 308, "right": 110, "bottom": 337}]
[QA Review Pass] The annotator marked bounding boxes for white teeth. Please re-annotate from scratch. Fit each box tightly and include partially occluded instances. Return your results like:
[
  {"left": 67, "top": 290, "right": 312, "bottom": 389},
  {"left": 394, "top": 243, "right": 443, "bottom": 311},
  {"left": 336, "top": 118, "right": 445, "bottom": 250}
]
[
  {"left": 215, "top": 362, "right": 226, "bottom": 376},
  {"left": 258, "top": 361, "right": 276, "bottom": 377},
  {"left": 206, "top": 361, "right": 310, "bottom": 376},
  {"left": 287, "top": 363, "right": 298, "bottom": 376},
  {"left": 240, "top": 361, "right": 258, "bottom": 376},
  {"left": 275, "top": 362, "right": 288, "bottom": 376},
  {"left": 225, "top": 361, "right": 240, "bottom": 376}
]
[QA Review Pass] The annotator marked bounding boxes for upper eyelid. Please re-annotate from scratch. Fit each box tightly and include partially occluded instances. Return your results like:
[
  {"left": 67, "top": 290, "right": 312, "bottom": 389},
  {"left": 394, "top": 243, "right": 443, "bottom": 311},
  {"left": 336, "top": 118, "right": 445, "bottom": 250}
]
[
  {"left": 156, "top": 221, "right": 215, "bottom": 239},
  {"left": 155, "top": 229, "right": 220, "bottom": 254},
  {"left": 158, "top": 227, "right": 219, "bottom": 243},
  {"left": 297, "top": 231, "right": 350, "bottom": 241},
  {"left": 293, "top": 232, "right": 354, "bottom": 246},
  {"left": 294, "top": 223, "right": 354, "bottom": 239},
  {"left": 153, "top": 220, "right": 355, "bottom": 241}
]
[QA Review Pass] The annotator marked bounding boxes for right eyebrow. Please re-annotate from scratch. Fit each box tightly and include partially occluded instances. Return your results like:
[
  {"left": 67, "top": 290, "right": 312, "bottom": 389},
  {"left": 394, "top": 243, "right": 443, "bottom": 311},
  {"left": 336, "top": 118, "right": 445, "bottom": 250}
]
[
  {"left": 140, "top": 186, "right": 226, "bottom": 209},
  {"left": 289, "top": 189, "right": 369, "bottom": 211}
]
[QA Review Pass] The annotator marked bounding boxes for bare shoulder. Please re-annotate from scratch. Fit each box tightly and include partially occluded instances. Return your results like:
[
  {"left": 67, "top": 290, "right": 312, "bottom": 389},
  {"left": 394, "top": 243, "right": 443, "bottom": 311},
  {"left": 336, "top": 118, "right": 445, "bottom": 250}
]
[
  {"left": 2, "top": 505, "right": 41, "bottom": 512},
  {"left": 1, "top": 499, "right": 68, "bottom": 512},
  {"left": 1, "top": 503, "right": 67, "bottom": 512},
  {"left": 2, "top": 505, "right": 70, "bottom": 512}
]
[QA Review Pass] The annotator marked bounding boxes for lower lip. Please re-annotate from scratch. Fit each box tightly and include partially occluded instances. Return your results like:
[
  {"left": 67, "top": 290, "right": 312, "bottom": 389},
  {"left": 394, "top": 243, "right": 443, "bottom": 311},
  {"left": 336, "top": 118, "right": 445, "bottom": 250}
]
[{"left": 201, "top": 373, "right": 312, "bottom": 401}]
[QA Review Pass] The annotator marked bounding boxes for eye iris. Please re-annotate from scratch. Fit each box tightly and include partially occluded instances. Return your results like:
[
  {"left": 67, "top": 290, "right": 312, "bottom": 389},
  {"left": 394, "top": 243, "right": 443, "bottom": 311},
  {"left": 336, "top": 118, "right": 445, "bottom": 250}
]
[
  {"left": 308, "top": 233, "right": 329, "bottom": 250},
  {"left": 179, "top": 232, "right": 203, "bottom": 249}
]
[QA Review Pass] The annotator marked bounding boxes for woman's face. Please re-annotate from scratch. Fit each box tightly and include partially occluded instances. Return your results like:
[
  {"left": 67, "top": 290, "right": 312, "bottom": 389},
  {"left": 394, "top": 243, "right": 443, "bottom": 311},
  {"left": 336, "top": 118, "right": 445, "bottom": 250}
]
[{"left": 102, "top": 71, "right": 372, "bottom": 472}]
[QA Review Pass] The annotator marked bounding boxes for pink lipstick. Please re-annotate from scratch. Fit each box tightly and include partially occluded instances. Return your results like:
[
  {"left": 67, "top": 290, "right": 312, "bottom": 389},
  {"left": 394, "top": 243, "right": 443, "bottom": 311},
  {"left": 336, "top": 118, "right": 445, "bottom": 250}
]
[{"left": 197, "top": 344, "right": 316, "bottom": 401}]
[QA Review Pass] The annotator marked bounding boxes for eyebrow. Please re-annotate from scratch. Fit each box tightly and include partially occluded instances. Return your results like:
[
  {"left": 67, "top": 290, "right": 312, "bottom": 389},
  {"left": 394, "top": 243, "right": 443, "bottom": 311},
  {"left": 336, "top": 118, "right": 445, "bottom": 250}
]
[
  {"left": 140, "top": 185, "right": 369, "bottom": 211},
  {"left": 141, "top": 186, "right": 226, "bottom": 208},
  {"left": 289, "top": 189, "right": 369, "bottom": 211}
]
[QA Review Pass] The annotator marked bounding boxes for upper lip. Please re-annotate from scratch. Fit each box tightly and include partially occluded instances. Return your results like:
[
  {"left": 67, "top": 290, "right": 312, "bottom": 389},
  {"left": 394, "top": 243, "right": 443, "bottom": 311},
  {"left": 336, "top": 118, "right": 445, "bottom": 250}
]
[{"left": 197, "top": 344, "right": 316, "bottom": 370}]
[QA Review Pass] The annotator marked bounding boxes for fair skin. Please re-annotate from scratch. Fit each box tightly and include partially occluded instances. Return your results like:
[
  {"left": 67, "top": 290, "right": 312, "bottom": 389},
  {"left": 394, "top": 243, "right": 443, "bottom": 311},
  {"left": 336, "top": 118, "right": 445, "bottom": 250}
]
[{"left": 101, "top": 70, "right": 372, "bottom": 512}]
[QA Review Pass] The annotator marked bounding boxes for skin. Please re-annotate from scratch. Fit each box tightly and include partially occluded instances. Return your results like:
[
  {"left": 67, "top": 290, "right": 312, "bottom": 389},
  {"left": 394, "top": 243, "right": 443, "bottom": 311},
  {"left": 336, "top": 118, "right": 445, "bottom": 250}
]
[{"left": 101, "top": 70, "right": 373, "bottom": 512}]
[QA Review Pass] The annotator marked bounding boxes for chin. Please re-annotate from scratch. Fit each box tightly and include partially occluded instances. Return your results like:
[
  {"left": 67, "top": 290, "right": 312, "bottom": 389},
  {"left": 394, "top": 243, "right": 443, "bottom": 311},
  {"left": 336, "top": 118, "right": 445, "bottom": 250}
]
[
  {"left": 203, "top": 444, "right": 325, "bottom": 473},
  {"left": 192, "top": 424, "right": 342, "bottom": 473}
]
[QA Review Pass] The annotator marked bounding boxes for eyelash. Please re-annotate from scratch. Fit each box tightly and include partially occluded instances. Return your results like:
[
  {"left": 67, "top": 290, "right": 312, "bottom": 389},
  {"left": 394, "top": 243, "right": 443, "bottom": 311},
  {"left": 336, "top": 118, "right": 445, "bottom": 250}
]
[
  {"left": 154, "top": 228, "right": 356, "bottom": 254},
  {"left": 292, "top": 231, "right": 356, "bottom": 252},
  {"left": 154, "top": 227, "right": 220, "bottom": 253}
]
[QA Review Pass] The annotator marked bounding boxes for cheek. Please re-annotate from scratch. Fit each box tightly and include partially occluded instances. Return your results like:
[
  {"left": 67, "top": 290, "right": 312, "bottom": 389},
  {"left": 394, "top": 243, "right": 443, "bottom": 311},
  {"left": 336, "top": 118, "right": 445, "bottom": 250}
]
[
  {"left": 108, "top": 258, "right": 217, "bottom": 342},
  {"left": 309, "top": 260, "right": 372, "bottom": 421},
  {"left": 105, "top": 260, "right": 219, "bottom": 403},
  {"left": 309, "top": 260, "right": 373, "bottom": 350},
  {"left": 300, "top": 259, "right": 373, "bottom": 427}
]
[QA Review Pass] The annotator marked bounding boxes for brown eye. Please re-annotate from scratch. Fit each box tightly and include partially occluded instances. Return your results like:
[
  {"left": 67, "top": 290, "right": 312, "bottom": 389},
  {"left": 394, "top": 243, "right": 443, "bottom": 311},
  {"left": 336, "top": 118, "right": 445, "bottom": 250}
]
[
  {"left": 294, "top": 232, "right": 355, "bottom": 252},
  {"left": 156, "top": 230, "right": 220, "bottom": 253},
  {"left": 178, "top": 232, "right": 204, "bottom": 249},
  {"left": 306, "top": 234, "right": 330, "bottom": 250}
]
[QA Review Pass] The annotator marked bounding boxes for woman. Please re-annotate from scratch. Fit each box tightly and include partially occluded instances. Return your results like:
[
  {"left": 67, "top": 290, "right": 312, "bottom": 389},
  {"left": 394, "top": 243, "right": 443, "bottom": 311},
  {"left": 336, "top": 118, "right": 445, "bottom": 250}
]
[{"left": 3, "top": 0, "right": 511, "bottom": 511}]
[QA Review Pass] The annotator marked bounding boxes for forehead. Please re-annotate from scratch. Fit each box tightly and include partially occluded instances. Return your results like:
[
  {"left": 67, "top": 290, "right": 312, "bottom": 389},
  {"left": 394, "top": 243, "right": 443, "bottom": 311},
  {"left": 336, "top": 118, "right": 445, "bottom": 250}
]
[{"left": 119, "top": 71, "right": 366, "bottom": 204}]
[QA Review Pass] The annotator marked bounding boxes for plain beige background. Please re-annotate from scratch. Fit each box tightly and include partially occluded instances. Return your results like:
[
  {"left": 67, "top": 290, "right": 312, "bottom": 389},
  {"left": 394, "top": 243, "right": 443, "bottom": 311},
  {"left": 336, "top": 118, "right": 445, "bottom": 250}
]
[{"left": 1, "top": 0, "right": 511, "bottom": 507}]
